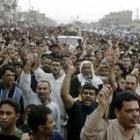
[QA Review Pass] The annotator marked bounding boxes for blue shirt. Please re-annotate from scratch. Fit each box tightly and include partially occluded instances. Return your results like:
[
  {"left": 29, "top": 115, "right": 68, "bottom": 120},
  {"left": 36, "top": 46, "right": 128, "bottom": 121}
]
[{"left": 50, "top": 132, "right": 63, "bottom": 140}]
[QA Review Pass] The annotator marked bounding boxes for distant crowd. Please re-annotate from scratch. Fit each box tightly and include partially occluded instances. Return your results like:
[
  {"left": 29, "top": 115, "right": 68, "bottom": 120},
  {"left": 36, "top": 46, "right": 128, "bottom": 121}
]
[{"left": 0, "top": 24, "right": 140, "bottom": 140}]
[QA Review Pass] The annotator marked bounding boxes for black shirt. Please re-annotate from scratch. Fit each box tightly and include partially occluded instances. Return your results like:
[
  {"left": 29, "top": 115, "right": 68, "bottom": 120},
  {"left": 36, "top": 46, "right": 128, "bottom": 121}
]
[
  {"left": 67, "top": 102, "right": 98, "bottom": 140},
  {"left": 0, "top": 134, "right": 20, "bottom": 140},
  {"left": 0, "top": 129, "right": 22, "bottom": 140}
]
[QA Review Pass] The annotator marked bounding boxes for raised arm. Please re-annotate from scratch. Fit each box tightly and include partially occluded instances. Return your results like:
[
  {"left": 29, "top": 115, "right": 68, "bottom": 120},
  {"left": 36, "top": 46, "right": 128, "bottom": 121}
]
[
  {"left": 108, "top": 63, "right": 118, "bottom": 90},
  {"left": 107, "top": 52, "right": 118, "bottom": 90},
  {"left": 61, "top": 60, "right": 75, "bottom": 109},
  {"left": 20, "top": 43, "right": 29, "bottom": 60},
  {"left": 33, "top": 47, "right": 43, "bottom": 71},
  {"left": 33, "top": 47, "right": 50, "bottom": 82},
  {"left": 19, "top": 58, "right": 33, "bottom": 99},
  {"left": 80, "top": 85, "right": 113, "bottom": 140}
]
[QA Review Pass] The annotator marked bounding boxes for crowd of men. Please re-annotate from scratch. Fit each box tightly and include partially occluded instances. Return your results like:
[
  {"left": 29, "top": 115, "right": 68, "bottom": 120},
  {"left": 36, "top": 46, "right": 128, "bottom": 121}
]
[{"left": 0, "top": 24, "right": 140, "bottom": 140}]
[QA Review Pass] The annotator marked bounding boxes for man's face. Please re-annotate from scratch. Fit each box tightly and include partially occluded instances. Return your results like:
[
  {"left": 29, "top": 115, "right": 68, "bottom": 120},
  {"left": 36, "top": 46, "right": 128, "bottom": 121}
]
[
  {"left": 76, "top": 48, "right": 82, "bottom": 56},
  {"left": 3, "top": 51, "right": 8, "bottom": 59},
  {"left": 36, "top": 82, "right": 51, "bottom": 102},
  {"left": 95, "top": 51, "right": 102, "bottom": 60},
  {"left": 25, "top": 54, "right": 34, "bottom": 66},
  {"left": 114, "top": 65, "right": 123, "bottom": 78},
  {"left": 75, "top": 61, "right": 82, "bottom": 73},
  {"left": 43, "top": 58, "right": 52, "bottom": 72},
  {"left": 70, "top": 55, "right": 77, "bottom": 64},
  {"left": 89, "top": 56, "right": 96, "bottom": 66},
  {"left": 0, "top": 104, "right": 19, "bottom": 129},
  {"left": 30, "top": 47, "right": 38, "bottom": 53},
  {"left": 131, "top": 55, "right": 138, "bottom": 65},
  {"left": 123, "top": 57, "right": 131, "bottom": 69},
  {"left": 62, "top": 57, "right": 69, "bottom": 70},
  {"left": 112, "top": 41, "right": 118, "bottom": 49},
  {"left": 13, "top": 51, "right": 19, "bottom": 61},
  {"left": 2, "top": 70, "right": 15, "bottom": 86},
  {"left": 51, "top": 47, "right": 59, "bottom": 54},
  {"left": 51, "top": 61, "right": 61, "bottom": 76},
  {"left": 100, "top": 67, "right": 109, "bottom": 77},
  {"left": 9, "top": 49, "right": 17, "bottom": 61},
  {"left": 81, "top": 89, "right": 97, "bottom": 107},
  {"left": 115, "top": 101, "right": 139, "bottom": 129},
  {"left": 15, "top": 66, "right": 23, "bottom": 77},
  {"left": 41, "top": 114, "right": 55, "bottom": 137},
  {"left": 10, "top": 51, "right": 19, "bottom": 62},
  {"left": 125, "top": 75, "right": 137, "bottom": 92},
  {"left": 41, "top": 56, "right": 47, "bottom": 65},
  {"left": 81, "top": 63, "right": 92, "bottom": 78}
]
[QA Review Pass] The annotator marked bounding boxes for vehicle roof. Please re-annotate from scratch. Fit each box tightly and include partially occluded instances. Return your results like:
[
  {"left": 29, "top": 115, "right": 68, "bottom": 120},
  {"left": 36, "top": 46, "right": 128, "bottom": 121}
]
[{"left": 57, "top": 35, "right": 82, "bottom": 39}]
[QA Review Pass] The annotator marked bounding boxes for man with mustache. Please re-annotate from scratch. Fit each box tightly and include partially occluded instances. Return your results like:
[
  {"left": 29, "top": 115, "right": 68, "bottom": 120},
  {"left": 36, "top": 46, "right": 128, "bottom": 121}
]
[
  {"left": 124, "top": 74, "right": 140, "bottom": 107},
  {"left": 108, "top": 74, "right": 140, "bottom": 119},
  {"left": 34, "top": 57, "right": 67, "bottom": 138},
  {"left": 61, "top": 60, "right": 99, "bottom": 140},
  {"left": 0, "top": 65, "right": 24, "bottom": 125},
  {"left": 81, "top": 86, "right": 140, "bottom": 140},
  {"left": 125, "top": 74, "right": 138, "bottom": 92}
]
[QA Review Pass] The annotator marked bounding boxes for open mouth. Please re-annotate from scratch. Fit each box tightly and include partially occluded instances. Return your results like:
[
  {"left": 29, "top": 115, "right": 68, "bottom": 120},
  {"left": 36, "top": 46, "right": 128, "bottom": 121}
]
[{"left": 84, "top": 100, "right": 91, "bottom": 105}]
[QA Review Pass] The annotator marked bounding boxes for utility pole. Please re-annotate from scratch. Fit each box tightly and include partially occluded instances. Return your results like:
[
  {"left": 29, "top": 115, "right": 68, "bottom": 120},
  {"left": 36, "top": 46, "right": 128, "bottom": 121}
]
[
  {"left": 28, "top": 0, "right": 31, "bottom": 12},
  {"left": 136, "top": 8, "right": 139, "bottom": 21},
  {"left": 28, "top": 0, "right": 31, "bottom": 26}
]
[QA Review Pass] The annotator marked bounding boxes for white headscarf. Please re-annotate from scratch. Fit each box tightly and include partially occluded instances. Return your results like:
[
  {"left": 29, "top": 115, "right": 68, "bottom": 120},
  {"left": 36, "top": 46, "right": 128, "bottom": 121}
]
[{"left": 78, "top": 60, "right": 103, "bottom": 87}]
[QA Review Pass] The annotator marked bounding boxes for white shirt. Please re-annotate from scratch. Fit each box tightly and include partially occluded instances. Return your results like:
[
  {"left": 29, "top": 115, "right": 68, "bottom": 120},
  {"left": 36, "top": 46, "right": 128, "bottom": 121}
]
[{"left": 19, "top": 72, "right": 61, "bottom": 132}]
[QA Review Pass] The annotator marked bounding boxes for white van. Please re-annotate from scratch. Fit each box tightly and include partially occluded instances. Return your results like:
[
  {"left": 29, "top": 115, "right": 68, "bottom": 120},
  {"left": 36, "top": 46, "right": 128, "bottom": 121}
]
[{"left": 57, "top": 35, "right": 83, "bottom": 47}]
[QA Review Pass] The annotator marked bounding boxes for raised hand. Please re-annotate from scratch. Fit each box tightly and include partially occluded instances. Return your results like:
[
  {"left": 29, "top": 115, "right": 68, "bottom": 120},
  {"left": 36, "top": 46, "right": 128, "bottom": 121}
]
[
  {"left": 66, "top": 60, "right": 76, "bottom": 75},
  {"left": 97, "top": 85, "right": 113, "bottom": 109},
  {"left": 37, "top": 45, "right": 44, "bottom": 55},
  {"left": 24, "top": 54, "right": 33, "bottom": 73}
]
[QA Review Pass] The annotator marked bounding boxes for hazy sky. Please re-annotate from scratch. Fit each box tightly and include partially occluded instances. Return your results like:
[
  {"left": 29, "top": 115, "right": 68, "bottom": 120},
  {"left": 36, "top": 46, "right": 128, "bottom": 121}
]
[{"left": 18, "top": 0, "right": 140, "bottom": 23}]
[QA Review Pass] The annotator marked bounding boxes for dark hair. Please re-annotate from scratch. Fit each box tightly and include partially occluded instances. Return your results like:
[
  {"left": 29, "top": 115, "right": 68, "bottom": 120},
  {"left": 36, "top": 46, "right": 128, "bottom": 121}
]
[
  {"left": 41, "top": 54, "right": 53, "bottom": 60},
  {"left": 125, "top": 74, "right": 138, "bottom": 84},
  {"left": 51, "top": 58, "right": 61, "bottom": 64},
  {"left": 131, "top": 53, "right": 138, "bottom": 58},
  {"left": 1, "top": 65, "right": 15, "bottom": 76},
  {"left": 76, "top": 45, "right": 82, "bottom": 50},
  {"left": 50, "top": 44, "right": 59, "bottom": 48},
  {"left": 0, "top": 98, "right": 20, "bottom": 113},
  {"left": 13, "top": 62, "right": 24, "bottom": 68},
  {"left": 95, "top": 49, "right": 102, "bottom": 55},
  {"left": 101, "top": 64, "right": 110, "bottom": 70},
  {"left": 62, "top": 54, "right": 70, "bottom": 59},
  {"left": 118, "top": 42, "right": 125, "bottom": 47},
  {"left": 115, "top": 63, "right": 125, "bottom": 76},
  {"left": 82, "top": 83, "right": 99, "bottom": 95},
  {"left": 37, "top": 80, "right": 51, "bottom": 88},
  {"left": 28, "top": 105, "right": 52, "bottom": 133},
  {"left": 75, "top": 59, "right": 83, "bottom": 64},
  {"left": 25, "top": 104, "right": 37, "bottom": 113},
  {"left": 114, "top": 90, "right": 138, "bottom": 111},
  {"left": 116, "top": 62, "right": 124, "bottom": 71},
  {"left": 123, "top": 54, "right": 131, "bottom": 59}
]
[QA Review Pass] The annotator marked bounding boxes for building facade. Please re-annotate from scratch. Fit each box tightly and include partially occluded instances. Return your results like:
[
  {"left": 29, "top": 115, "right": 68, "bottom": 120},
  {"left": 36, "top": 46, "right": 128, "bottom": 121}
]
[
  {"left": 17, "top": 10, "right": 57, "bottom": 27},
  {"left": 0, "top": 0, "right": 17, "bottom": 24},
  {"left": 99, "top": 10, "right": 133, "bottom": 28}
]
